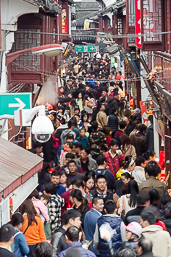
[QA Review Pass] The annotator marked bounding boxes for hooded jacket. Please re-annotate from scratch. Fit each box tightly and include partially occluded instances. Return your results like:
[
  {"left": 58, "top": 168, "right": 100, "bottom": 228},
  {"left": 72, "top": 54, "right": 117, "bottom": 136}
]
[
  {"left": 94, "top": 214, "right": 122, "bottom": 257},
  {"left": 142, "top": 225, "right": 171, "bottom": 257}
]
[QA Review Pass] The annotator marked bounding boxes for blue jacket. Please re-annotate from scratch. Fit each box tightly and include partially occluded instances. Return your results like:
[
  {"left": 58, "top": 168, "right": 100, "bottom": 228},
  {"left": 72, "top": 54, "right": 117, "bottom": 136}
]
[
  {"left": 11, "top": 229, "right": 29, "bottom": 257},
  {"left": 40, "top": 183, "right": 66, "bottom": 196},
  {"left": 96, "top": 214, "right": 122, "bottom": 257},
  {"left": 77, "top": 136, "right": 88, "bottom": 148},
  {"left": 84, "top": 208, "right": 101, "bottom": 255},
  {"left": 58, "top": 241, "right": 96, "bottom": 257}
]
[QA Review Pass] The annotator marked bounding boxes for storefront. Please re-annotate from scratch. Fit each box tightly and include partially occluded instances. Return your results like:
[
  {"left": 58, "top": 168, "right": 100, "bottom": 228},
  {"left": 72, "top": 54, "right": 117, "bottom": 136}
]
[{"left": 0, "top": 137, "right": 43, "bottom": 225}]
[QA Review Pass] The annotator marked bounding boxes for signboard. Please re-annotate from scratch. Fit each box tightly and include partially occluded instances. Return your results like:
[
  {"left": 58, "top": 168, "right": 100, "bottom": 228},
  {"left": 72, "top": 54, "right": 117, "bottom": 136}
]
[
  {"left": 62, "top": 9, "right": 67, "bottom": 34},
  {"left": 75, "top": 45, "right": 95, "bottom": 53},
  {"left": 84, "top": 20, "right": 90, "bottom": 30},
  {"left": 140, "top": 100, "right": 153, "bottom": 124},
  {"left": 135, "top": 0, "right": 141, "bottom": 48},
  {"left": 0, "top": 93, "right": 32, "bottom": 115},
  {"left": 155, "top": 119, "right": 165, "bottom": 140}
]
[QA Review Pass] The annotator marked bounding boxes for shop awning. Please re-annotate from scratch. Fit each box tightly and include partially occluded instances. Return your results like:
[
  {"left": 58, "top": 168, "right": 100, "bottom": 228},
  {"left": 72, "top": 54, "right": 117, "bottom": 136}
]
[{"left": 0, "top": 137, "right": 43, "bottom": 202}]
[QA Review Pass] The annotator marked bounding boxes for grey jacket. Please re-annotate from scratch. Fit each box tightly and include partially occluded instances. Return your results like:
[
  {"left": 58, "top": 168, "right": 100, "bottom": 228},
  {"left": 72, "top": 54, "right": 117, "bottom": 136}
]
[
  {"left": 51, "top": 226, "right": 66, "bottom": 257},
  {"left": 60, "top": 129, "right": 76, "bottom": 145},
  {"left": 75, "top": 157, "right": 97, "bottom": 172}
]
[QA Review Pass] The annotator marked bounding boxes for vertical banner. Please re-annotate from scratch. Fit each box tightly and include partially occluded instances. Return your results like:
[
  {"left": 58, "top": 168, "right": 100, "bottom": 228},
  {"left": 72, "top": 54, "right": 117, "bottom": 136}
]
[
  {"left": 62, "top": 9, "right": 67, "bottom": 34},
  {"left": 140, "top": 100, "right": 153, "bottom": 124},
  {"left": 135, "top": 0, "right": 141, "bottom": 48}
]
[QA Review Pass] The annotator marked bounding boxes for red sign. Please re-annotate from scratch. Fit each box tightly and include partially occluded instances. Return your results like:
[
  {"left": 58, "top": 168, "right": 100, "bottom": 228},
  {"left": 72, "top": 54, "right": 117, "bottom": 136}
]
[
  {"left": 135, "top": 0, "right": 141, "bottom": 48},
  {"left": 140, "top": 100, "right": 153, "bottom": 123},
  {"left": 62, "top": 9, "right": 67, "bottom": 34}
]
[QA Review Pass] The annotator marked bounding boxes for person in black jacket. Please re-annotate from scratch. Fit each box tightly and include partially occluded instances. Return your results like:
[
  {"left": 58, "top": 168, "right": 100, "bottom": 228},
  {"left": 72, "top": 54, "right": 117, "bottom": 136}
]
[
  {"left": 94, "top": 155, "right": 116, "bottom": 191},
  {"left": 71, "top": 189, "right": 90, "bottom": 229},
  {"left": 51, "top": 209, "right": 81, "bottom": 256},
  {"left": 90, "top": 175, "right": 114, "bottom": 205},
  {"left": 108, "top": 107, "right": 118, "bottom": 133},
  {"left": 124, "top": 194, "right": 150, "bottom": 225},
  {"left": 123, "top": 117, "right": 133, "bottom": 136},
  {"left": 163, "top": 202, "right": 171, "bottom": 236},
  {"left": 144, "top": 115, "right": 154, "bottom": 151}
]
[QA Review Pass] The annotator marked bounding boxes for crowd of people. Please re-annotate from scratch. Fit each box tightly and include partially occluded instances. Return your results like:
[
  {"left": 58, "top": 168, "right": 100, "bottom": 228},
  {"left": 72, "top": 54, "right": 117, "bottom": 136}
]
[{"left": 1, "top": 53, "right": 171, "bottom": 257}]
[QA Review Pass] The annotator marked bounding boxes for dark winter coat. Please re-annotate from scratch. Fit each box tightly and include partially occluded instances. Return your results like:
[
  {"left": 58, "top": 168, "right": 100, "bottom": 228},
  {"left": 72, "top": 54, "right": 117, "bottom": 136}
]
[
  {"left": 108, "top": 114, "right": 118, "bottom": 132},
  {"left": 144, "top": 125, "right": 154, "bottom": 151},
  {"left": 90, "top": 188, "right": 113, "bottom": 204},
  {"left": 96, "top": 214, "right": 122, "bottom": 257},
  {"left": 58, "top": 242, "right": 96, "bottom": 257},
  {"left": 130, "top": 132, "right": 146, "bottom": 156},
  {"left": 163, "top": 219, "right": 171, "bottom": 236},
  {"left": 119, "top": 237, "right": 139, "bottom": 253}
]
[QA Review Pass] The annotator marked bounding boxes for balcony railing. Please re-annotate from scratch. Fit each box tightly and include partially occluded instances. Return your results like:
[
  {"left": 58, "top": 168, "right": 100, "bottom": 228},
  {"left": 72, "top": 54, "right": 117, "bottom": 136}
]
[{"left": 72, "top": 29, "right": 97, "bottom": 44}]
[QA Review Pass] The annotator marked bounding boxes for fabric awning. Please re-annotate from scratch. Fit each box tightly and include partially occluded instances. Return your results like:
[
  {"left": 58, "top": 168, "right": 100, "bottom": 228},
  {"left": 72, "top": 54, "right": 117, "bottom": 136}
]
[{"left": 0, "top": 137, "right": 43, "bottom": 201}]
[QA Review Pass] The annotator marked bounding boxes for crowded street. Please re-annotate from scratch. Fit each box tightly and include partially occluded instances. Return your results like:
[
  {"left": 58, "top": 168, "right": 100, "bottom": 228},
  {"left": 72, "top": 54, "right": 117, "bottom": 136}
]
[{"left": 1, "top": 0, "right": 171, "bottom": 257}]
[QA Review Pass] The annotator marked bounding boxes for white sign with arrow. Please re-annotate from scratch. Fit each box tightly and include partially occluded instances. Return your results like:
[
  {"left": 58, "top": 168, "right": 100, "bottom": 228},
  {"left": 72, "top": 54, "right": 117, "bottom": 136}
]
[
  {"left": 0, "top": 93, "right": 32, "bottom": 115},
  {"left": 8, "top": 98, "right": 26, "bottom": 110}
]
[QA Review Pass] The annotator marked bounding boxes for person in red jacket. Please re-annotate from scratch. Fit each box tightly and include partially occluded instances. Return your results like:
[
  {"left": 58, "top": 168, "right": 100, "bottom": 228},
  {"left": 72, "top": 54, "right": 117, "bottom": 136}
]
[{"left": 104, "top": 139, "right": 125, "bottom": 178}]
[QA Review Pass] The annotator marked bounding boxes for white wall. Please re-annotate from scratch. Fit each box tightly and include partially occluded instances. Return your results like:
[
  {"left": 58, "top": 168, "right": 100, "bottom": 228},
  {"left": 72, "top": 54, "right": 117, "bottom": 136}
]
[{"left": 0, "top": 0, "right": 38, "bottom": 140}]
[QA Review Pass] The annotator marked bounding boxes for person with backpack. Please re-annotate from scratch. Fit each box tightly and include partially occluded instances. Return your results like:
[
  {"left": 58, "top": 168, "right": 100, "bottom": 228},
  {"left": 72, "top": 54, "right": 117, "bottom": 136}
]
[
  {"left": 95, "top": 155, "right": 116, "bottom": 191},
  {"left": 10, "top": 213, "right": 29, "bottom": 257}
]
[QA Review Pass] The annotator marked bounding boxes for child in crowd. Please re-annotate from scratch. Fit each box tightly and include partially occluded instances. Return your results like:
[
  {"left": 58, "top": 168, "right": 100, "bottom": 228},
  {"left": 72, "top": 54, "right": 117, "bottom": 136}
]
[{"left": 40, "top": 194, "right": 51, "bottom": 240}]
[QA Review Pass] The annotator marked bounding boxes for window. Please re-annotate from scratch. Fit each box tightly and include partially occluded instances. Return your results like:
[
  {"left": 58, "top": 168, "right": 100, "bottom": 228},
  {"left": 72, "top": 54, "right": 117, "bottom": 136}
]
[
  {"left": 128, "top": 0, "right": 135, "bottom": 26},
  {"left": 118, "top": 19, "right": 122, "bottom": 35},
  {"left": 143, "top": 0, "right": 162, "bottom": 42}
]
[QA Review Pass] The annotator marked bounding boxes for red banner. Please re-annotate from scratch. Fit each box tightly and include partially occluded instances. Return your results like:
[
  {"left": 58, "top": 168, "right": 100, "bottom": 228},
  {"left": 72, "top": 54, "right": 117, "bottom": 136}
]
[
  {"left": 135, "top": 0, "right": 141, "bottom": 48},
  {"left": 62, "top": 9, "right": 67, "bottom": 34},
  {"left": 140, "top": 100, "right": 153, "bottom": 123}
]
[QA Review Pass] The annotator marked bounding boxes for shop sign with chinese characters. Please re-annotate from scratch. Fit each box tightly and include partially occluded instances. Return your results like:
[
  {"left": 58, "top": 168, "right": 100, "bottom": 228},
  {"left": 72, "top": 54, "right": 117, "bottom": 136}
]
[
  {"left": 140, "top": 100, "right": 153, "bottom": 124},
  {"left": 62, "top": 9, "right": 67, "bottom": 34}
]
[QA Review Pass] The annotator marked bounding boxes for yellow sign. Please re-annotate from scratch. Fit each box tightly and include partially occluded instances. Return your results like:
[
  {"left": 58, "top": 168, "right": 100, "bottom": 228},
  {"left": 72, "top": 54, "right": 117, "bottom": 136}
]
[{"left": 84, "top": 20, "right": 90, "bottom": 30}]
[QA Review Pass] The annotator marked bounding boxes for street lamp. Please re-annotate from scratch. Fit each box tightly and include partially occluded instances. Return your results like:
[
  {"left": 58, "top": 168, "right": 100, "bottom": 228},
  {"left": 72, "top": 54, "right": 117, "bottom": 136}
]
[
  {"left": 144, "top": 99, "right": 150, "bottom": 110},
  {"left": 152, "top": 108, "right": 160, "bottom": 120},
  {"left": 6, "top": 44, "right": 64, "bottom": 66},
  {"left": 0, "top": 105, "right": 54, "bottom": 143}
]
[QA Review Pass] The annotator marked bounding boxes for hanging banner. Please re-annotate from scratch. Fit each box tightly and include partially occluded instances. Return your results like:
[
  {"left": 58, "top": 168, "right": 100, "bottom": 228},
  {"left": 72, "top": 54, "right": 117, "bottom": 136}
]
[
  {"left": 62, "top": 9, "right": 67, "bottom": 34},
  {"left": 84, "top": 20, "right": 90, "bottom": 30},
  {"left": 135, "top": 0, "right": 141, "bottom": 48},
  {"left": 140, "top": 100, "right": 153, "bottom": 124}
]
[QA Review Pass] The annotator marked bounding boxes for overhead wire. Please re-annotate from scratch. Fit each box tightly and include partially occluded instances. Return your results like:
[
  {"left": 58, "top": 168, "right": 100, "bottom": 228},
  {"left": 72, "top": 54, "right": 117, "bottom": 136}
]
[{"left": 15, "top": 29, "right": 171, "bottom": 39}]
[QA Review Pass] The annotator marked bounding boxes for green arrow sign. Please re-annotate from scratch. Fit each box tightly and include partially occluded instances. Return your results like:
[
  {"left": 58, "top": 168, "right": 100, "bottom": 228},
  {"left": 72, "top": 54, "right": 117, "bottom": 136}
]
[
  {"left": 76, "top": 45, "right": 95, "bottom": 52},
  {"left": 0, "top": 93, "right": 32, "bottom": 115}
]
